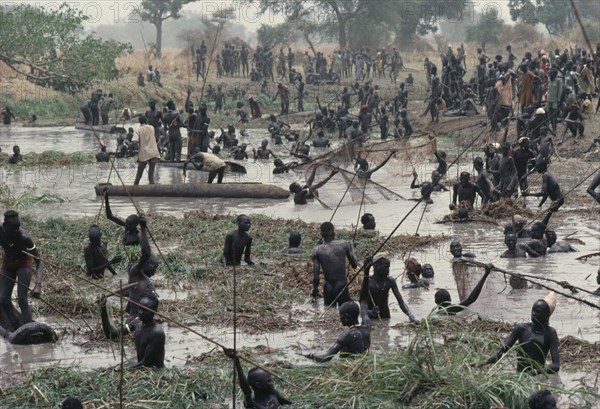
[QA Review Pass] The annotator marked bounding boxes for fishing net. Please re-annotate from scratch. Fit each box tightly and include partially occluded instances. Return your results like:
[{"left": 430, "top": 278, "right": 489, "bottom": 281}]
[
  {"left": 301, "top": 161, "right": 405, "bottom": 209},
  {"left": 292, "top": 134, "right": 436, "bottom": 179}
]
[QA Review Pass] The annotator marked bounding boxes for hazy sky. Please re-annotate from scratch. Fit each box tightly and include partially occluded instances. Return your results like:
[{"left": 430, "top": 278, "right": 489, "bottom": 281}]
[{"left": 5, "top": 0, "right": 515, "bottom": 28}]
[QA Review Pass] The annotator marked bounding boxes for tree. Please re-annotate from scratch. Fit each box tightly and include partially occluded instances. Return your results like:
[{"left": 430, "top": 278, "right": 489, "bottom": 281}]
[
  {"left": 211, "top": 7, "right": 236, "bottom": 30},
  {"left": 465, "top": 10, "right": 505, "bottom": 52},
  {"left": 237, "top": 0, "right": 465, "bottom": 50},
  {"left": 136, "top": 0, "right": 198, "bottom": 58},
  {"left": 256, "top": 23, "right": 297, "bottom": 51},
  {"left": 242, "top": 0, "right": 371, "bottom": 49},
  {"left": 508, "top": 0, "right": 600, "bottom": 36},
  {"left": 0, "top": 3, "right": 131, "bottom": 90}
]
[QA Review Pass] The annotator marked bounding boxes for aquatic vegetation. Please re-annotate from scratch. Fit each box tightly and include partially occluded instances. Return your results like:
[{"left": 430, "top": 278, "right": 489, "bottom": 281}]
[
  {"left": 1, "top": 319, "right": 597, "bottom": 408},
  {"left": 20, "top": 151, "right": 96, "bottom": 167},
  {"left": 0, "top": 184, "right": 67, "bottom": 210}
]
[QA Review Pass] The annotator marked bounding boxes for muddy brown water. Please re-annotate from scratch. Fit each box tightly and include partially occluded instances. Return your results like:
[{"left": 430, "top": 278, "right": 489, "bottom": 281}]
[{"left": 1, "top": 124, "right": 599, "bottom": 403}]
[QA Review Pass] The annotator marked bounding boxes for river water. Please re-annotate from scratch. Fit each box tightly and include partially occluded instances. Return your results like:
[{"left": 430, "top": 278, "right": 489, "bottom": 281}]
[{"left": 0, "top": 124, "right": 599, "bottom": 403}]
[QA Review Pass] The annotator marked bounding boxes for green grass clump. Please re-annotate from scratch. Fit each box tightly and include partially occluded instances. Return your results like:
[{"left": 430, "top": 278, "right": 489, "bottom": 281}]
[
  {"left": 4, "top": 96, "right": 78, "bottom": 121},
  {"left": 0, "top": 184, "right": 68, "bottom": 211},
  {"left": 19, "top": 151, "right": 96, "bottom": 167}
]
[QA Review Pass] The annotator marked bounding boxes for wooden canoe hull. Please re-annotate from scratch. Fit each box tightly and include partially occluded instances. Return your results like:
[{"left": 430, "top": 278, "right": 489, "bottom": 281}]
[
  {"left": 74, "top": 123, "right": 126, "bottom": 134},
  {"left": 159, "top": 161, "right": 247, "bottom": 174},
  {"left": 95, "top": 183, "right": 290, "bottom": 199}
]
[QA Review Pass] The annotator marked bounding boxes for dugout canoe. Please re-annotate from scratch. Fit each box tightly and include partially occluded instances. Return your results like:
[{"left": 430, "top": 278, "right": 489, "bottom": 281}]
[
  {"left": 74, "top": 123, "right": 126, "bottom": 134},
  {"left": 95, "top": 183, "right": 290, "bottom": 199},
  {"left": 159, "top": 160, "right": 247, "bottom": 174}
]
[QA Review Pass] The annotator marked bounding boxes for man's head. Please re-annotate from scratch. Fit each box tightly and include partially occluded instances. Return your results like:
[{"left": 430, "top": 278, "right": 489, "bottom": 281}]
[
  {"left": 142, "top": 254, "right": 159, "bottom": 277},
  {"left": 288, "top": 232, "right": 301, "bottom": 248},
  {"left": 12, "top": 145, "right": 20, "bottom": 155},
  {"left": 420, "top": 182, "right": 433, "bottom": 202},
  {"left": 261, "top": 139, "right": 268, "bottom": 148},
  {"left": 434, "top": 289, "right": 451, "bottom": 306},
  {"left": 320, "top": 222, "right": 335, "bottom": 242},
  {"left": 504, "top": 233, "right": 517, "bottom": 251},
  {"left": 450, "top": 240, "right": 463, "bottom": 257},
  {"left": 3, "top": 210, "right": 20, "bottom": 236},
  {"left": 124, "top": 214, "right": 139, "bottom": 232},
  {"left": 518, "top": 137, "right": 530, "bottom": 149},
  {"left": 166, "top": 100, "right": 175, "bottom": 110},
  {"left": 545, "top": 230, "right": 557, "bottom": 247},
  {"left": 528, "top": 389, "right": 557, "bottom": 409},
  {"left": 88, "top": 225, "right": 102, "bottom": 245},
  {"left": 360, "top": 213, "right": 376, "bottom": 230},
  {"left": 139, "top": 115, "right": 148, "bottom": 125},
  {"left": 237, "top": 215, "right": 251, "bottom": 232},
  {"left": 405, "top": 257, "right": 422, "bottom": 283},
  {"left": 501, "top": 141, "right": 510, "bottom": 156},
  {"left": 289, "top": 182, "right": 302, "bottom": 194},
  {"left": 372, "top": 253, "right": 390, "bottom": 276},
  {"left": 473, "top": 157, "right": 484, "bottom": 172},
  {"left": 531, "top": 222, "right": 545, "bottom": 239},
  {"left": 459, "top": 171, "right": 471, "bottom": 185},
  {"left": 422, "top": 264, "right": 434, "bottom": 278},
  {"left": 339, "top": 301, "right": 360, "bottom": 326},
  {"left": 531, "top": 299, "right": 551, "bottom": 326},
  {"left": 61, "top": 397, "right": 83, "bottom": 409},
  {"left": 138, "top": 296, "right": 159, "bottom": 324},
  {"left": 535, "top": 159, "right": 548, "bottom": 174},
  {"left": 248, "top": 367, "right": 275, "bottom": 393}
]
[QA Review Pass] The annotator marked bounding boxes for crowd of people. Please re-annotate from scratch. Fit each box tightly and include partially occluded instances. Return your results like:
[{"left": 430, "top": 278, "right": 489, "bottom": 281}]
[{"left": 2, "top": 35, "right": 600, "bottom": 408}]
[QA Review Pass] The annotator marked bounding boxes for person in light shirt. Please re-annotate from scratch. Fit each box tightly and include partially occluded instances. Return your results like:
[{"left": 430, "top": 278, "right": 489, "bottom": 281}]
[{"left": 132, "top": 115, "right": 160, "bottom": 185}]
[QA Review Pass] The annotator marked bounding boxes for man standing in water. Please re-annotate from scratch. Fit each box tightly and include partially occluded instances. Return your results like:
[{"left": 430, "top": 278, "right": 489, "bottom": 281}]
[
  {"left": 364, "top": 253, "right": 418, "bottom": 323},
  {"left": 221, "top": 215, "right": 254, "bottom": 267},
  {"left": 224, "top": 348, "right": 292, "bottom": 407},
  {"left": 523, "top": 159, "right": 564, "bottom": 212},
  {"left": 2, "top": 106, "right": 16, "bottom": 125},
  {"left": 83, "top": 225, "right": 122, "bottom": 279},
  {"left": 0, "top": 211, "right": 43, "bottom": 326},
  {"left": 100, "top": 295, "right": 165, "bottom": 369},
  {"left": 311, "top": 222, "right": 358, "bottom": 307},
  {"left": 306, "top": 259, "right": 371, "bottom": 362},
  {"left": 483, "top": 293, "right": 560, "bottom": 373},
  {"left": 132, "top": 115, "right": 160, "bottom": 185}
]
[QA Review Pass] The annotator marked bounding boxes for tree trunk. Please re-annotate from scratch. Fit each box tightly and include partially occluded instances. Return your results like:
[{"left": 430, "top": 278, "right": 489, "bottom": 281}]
[
  {"left": 154, "top": 19, "right": 163, "bottom": 58},
  {"left": 338, "top": 18, "right": 347, "bottom": 49},
  {"left": 304, "top": 33, "right": 317, "bottom": 57}
]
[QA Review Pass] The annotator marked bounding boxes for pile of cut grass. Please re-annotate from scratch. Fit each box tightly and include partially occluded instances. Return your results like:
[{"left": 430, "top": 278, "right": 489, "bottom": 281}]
[{"left": 0, "top": 183, "right": 67, "bottom": 211}]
